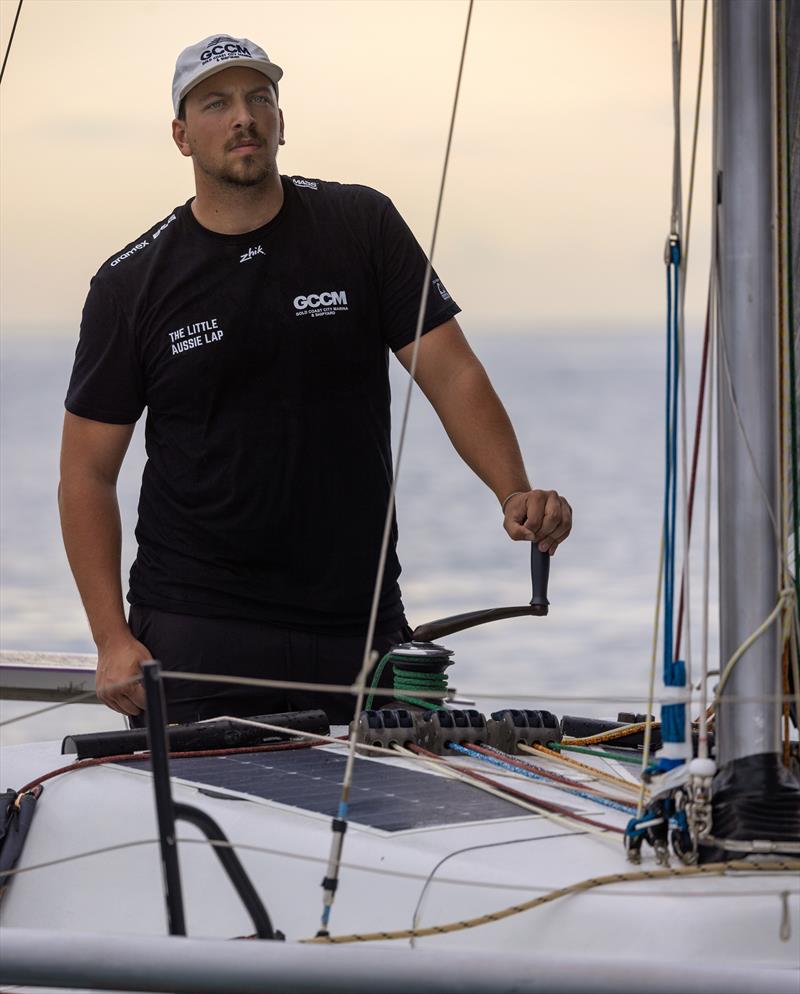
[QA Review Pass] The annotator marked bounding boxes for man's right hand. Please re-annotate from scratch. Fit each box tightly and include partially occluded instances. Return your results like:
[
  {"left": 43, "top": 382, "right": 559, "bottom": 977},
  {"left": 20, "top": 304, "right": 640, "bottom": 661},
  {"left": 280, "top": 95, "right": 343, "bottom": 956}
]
[{"left": 96, "top": 633, "right": 151, "bottom": 716}]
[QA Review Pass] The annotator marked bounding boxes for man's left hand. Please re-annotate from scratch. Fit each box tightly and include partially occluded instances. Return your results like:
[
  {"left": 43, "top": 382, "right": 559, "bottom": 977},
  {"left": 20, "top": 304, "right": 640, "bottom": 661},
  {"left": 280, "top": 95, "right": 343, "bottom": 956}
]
[{"left": 503, "top": 490, "right": 572, "bottom": 555}]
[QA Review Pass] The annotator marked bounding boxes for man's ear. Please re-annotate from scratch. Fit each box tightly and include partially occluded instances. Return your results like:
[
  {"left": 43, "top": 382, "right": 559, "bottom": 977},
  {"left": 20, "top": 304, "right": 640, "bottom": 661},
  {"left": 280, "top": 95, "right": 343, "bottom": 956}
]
[
  {"left": 279, "top": 109, "right": 286, "bottom": 146},
  {"left": 172, "top": 119, "right": 192, "bottom": 158}
]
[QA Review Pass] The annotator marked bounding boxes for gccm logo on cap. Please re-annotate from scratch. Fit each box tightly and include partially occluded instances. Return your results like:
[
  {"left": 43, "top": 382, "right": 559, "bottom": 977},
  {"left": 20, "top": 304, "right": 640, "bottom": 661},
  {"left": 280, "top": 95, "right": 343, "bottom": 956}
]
[
  {"left": 172, "top": 34, "right": 283, "bottom": 117},
  {"left": 200, "top": 41, "right": 252, "bottom": 64}
]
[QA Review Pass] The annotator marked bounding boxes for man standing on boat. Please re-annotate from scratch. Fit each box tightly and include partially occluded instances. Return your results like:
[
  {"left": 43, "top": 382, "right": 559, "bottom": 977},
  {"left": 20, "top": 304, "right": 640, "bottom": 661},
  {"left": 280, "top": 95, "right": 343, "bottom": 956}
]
[{"left": 58, "top": 35, "right": 572, "bottom": 724}]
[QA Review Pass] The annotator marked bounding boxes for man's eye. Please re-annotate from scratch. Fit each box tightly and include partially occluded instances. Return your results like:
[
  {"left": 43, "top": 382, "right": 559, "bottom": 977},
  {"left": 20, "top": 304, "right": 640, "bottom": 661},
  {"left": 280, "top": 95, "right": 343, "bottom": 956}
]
[
  {"left": 251, "top": 94, "right": 269, "bottom": 104},
  {"left": 205, "top": 100, "right": 224, "bottom": 110}
]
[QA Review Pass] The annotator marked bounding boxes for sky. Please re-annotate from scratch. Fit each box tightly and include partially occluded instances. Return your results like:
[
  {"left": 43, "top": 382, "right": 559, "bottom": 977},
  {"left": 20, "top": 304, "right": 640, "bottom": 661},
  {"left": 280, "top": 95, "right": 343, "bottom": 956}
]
[{"left": 0, "top": 0, "right": 713, "bottom": 338}]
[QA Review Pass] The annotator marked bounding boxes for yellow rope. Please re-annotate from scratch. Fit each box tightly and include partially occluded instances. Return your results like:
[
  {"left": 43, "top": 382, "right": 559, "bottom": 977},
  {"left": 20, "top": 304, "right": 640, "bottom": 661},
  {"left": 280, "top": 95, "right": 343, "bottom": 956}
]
[
  {"left": 562, "top": 721, "right": 656, "bottom": 747},
  {"left": 522, "top": 743, "right": 645, "bottom": 796},
  {"left": 304, "top": 859, "right": 800, "bottom": 944}
]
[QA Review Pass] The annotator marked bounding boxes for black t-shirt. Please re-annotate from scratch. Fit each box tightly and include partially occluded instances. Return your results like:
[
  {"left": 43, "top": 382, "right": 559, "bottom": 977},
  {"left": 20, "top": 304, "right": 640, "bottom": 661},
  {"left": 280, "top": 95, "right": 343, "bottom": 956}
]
[{"left": 65, "top": 176, "right": 460, "bottom": 634}]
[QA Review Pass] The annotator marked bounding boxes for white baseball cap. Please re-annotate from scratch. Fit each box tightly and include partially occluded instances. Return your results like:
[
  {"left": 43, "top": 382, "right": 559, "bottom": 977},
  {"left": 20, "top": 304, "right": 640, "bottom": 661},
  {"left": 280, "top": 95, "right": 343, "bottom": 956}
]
[{"left": 172, "top": 34, "right": 283, "bottom": 117}]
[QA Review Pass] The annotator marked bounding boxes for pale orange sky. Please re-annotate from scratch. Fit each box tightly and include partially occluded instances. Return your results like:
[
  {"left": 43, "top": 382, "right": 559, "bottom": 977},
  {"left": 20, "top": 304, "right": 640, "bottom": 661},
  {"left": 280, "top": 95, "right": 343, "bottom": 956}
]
[{"left": 0, "top": 0, "right": 712, "bottom": 337}]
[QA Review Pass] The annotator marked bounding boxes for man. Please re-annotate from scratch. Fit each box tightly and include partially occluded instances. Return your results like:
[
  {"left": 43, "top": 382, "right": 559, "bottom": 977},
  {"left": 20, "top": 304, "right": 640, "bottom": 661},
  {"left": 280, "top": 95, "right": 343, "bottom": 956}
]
[{"left": 59, "top": 35, "right": 572, "bottom": 725}]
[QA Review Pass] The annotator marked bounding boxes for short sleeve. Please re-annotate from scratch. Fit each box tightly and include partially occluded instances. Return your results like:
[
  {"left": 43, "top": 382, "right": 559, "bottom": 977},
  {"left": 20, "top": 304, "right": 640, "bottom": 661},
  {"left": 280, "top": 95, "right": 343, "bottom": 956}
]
[
  {"left": 376, "top": 199, "right": 461, "bottom": 352},
  {"left": 65, "top": 277, "right": 145, "bottom": 424}
]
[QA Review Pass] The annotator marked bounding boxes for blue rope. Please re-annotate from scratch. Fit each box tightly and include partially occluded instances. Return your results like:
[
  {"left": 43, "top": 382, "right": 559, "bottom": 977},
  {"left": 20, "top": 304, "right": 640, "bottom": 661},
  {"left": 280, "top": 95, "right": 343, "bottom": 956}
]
[{"left": 447, "top": 743, "right": 638, "bottom": 817}]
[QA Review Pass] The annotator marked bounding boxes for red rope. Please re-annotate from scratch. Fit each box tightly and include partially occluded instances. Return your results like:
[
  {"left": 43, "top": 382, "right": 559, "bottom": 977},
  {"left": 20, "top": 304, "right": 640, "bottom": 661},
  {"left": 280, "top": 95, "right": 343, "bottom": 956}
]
[{"left": 16, "top": 738, "right": 316, "bottom": 796}]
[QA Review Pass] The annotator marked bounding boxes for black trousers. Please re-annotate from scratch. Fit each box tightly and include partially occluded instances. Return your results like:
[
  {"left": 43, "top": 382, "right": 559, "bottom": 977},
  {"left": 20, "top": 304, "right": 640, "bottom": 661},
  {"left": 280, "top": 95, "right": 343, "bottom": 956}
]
[{"left": 128, "top": 604, "right": 411, "bottom": 727}]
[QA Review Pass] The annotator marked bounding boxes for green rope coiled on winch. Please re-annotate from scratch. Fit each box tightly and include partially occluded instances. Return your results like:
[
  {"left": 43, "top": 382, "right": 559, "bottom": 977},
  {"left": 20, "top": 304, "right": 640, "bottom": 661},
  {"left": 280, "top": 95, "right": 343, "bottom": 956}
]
[
  {"left": 391, "top": 666, "right": 449, "bottom": 710},
  {"left": 364, "top": 652, "right": 450, "bottom": 711}
]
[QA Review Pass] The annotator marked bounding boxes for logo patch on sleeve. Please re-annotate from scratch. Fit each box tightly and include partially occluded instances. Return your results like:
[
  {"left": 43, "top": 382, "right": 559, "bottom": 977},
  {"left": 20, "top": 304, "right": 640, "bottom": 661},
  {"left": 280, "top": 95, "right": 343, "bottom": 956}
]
[{"left": 433, "top": 278, "right": 451, "bottom": 302}]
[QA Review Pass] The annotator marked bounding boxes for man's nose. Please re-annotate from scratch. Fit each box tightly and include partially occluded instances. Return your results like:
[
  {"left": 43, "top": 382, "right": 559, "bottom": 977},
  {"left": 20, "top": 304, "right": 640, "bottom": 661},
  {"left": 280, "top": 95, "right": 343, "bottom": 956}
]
[{"left": 231, "top": 98, "right": 255, "bottom": 129}]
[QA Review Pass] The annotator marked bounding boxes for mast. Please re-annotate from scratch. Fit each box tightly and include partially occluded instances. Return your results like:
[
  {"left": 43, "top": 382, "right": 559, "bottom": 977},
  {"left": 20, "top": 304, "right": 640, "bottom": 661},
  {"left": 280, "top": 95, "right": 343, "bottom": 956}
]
[
  {"left": 711, "top": 0, "right": 800, "bottom": 855},
  {"left": 714, "top": 1, "right": 780, "bottom": 765}
]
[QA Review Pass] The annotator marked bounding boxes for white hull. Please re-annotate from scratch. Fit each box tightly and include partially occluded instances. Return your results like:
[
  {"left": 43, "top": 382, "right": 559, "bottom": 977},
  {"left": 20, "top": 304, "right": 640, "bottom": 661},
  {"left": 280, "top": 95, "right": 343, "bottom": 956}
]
[{"left": 1, "top": 738, "right": 797, "bottom": 992}]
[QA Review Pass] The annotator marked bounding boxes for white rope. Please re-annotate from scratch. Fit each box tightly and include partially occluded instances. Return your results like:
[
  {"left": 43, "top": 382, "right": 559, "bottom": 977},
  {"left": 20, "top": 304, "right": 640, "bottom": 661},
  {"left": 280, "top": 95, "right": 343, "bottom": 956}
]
[{"left": 713, "top": 588, "right": 797, "bottom": 706}]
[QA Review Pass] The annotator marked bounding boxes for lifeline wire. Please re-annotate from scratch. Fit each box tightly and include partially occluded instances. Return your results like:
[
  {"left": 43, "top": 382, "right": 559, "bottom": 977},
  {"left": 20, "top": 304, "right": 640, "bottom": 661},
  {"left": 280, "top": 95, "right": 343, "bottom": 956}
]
[
  {"left": 7, "top": 832, "right": 792, "bottom": 902},
  {"left": 318, "top": 0, "right": 474, "bottom": 937},
  {"left": 3, "top": 666, "right": 795, "bottom": 732},
  {"left": 0, "top": 0, "right": 23, "bottom": 86},
  {"left": 0, "top": 834, "right": 570, "bottom": 894}
]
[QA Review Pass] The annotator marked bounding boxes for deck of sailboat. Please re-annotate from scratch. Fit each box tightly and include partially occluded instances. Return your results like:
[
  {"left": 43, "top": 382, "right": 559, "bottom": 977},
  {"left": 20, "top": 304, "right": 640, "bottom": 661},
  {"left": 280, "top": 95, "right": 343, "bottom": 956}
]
[{"left": 2, "top": 735, "right": 797, "bottom": 977}]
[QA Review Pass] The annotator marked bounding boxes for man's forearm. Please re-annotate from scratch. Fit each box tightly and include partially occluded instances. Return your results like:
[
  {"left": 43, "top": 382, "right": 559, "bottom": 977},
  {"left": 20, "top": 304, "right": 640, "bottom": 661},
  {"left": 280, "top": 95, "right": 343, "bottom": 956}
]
[
  {"left": 58, "top": 477, "right": 130, "bottom": 648},
  {"left": 423, "top": 360, "right": 530, "bottom": 504}
]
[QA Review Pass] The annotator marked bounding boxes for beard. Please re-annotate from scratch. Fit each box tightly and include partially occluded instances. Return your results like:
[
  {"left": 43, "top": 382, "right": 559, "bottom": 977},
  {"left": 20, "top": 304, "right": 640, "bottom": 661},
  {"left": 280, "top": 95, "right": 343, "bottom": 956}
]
[{"left": 194, "top": 145, "right": 276, "bottom": 189}]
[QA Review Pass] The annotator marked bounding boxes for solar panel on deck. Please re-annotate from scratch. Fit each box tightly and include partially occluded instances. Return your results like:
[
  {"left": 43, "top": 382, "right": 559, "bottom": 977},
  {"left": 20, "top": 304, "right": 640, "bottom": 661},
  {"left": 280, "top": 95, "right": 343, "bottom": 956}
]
[{"left": 148, "top": 750, "right": 526, "bottom": 831}]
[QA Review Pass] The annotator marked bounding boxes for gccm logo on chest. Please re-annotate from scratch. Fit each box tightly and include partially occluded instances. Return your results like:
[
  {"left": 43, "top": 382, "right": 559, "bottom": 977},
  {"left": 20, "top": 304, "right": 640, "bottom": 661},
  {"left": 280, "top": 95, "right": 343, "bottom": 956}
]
[{"left": 292, "top": 290, "right": 349, "bottom": 318}]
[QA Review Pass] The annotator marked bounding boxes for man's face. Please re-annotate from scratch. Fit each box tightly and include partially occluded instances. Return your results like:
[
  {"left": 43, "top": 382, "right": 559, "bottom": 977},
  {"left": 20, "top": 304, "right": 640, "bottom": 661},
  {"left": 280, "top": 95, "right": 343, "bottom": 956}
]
[{"left": 172, "top": 66, "right": 285, "bottom": 188}]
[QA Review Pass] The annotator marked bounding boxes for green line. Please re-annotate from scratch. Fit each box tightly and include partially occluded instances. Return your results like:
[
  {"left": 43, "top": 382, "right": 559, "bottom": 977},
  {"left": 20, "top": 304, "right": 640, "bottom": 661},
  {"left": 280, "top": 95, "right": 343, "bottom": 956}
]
[
  {"left": 547, "top": 742, "right": 643, "bottom": 766},
  {"left": 364, "top": 652, "right": 394, "bottom": 712}
]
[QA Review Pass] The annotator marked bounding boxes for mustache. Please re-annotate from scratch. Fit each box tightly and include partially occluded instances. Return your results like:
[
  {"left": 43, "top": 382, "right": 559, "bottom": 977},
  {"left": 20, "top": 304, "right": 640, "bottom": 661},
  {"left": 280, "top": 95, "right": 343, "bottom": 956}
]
[{"left": 226, "top": 132, "right": 264, "bottom": 151}]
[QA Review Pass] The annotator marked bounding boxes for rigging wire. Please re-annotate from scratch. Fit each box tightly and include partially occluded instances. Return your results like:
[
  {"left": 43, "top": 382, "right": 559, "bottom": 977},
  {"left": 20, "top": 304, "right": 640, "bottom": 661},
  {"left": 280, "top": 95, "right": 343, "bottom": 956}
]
[
  {"left": 642, "top": 0, "right": 709, "bottom": 792},
  {"left": 3, "top": 669, "right": 796, "bottom": 733},
  {"left": 671, "top": 0, "right": 710, "bottom": 665},
  {"left": 409, "top": 832, "right": 587, "bottom": 942},
  {"left": 713, "top": 225, "right": 787, "bottom": 560},
  {"left": 674, "top": 2, "right": 694, "bottom": 702},
  {"left": 0, "top": 0, "right": 23, "bottom": 87},
  {"left": 698, "top": 276, "right": 716, "bottom": 759},
  {"left": 318, "top": 5, "right": 474, "bottom": 931},
  {"left": 0, "top": 834, "right": 583, "bottom": 893},
  {"left": 777, "top": 0, "right": 800, "bottom": 744},
  {"left": 6, "top": 832, "right": 791, "bottom": 903}
]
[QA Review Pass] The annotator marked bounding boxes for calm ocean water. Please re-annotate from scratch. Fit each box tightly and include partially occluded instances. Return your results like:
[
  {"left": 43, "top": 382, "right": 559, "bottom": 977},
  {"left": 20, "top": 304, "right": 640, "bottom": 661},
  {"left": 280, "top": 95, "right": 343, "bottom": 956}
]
[{"left": 0, "top": 330, "right": 718, "bottom": 745}]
